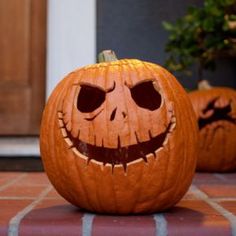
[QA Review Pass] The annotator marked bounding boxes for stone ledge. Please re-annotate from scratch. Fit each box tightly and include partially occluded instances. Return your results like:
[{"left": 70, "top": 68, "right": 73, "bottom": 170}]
[{"left": 0, "top": 172, "right": 235, "bottom": 236}]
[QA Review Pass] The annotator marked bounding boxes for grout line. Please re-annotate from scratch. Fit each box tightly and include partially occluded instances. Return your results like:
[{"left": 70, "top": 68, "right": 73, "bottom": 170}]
[
  {"left": 0, "top": 197, "right": 36, "bottom": 200},
  {"left": 0, "top": 196, "right": 64, "bottom": 200},
  {"left": 8, "top": 185, "right": 53, "bottom": 236},
  {"left": 212, "top": 197, "right": 236, "bottom": 202},
  {"left": 0, "top": 174, "right": 28, "bottom": 192},
  {"left": 213, "top": 174, "right": 228, "bottom": 181},
  {"left": 191, "top": 185, "right": 236, "bottom": 236},
  {"left": 82, "top": 213, "right": 95, "bottom": 236},
  {"left": 153, "top": 214, "right": 168, "bottom": 236},
  {"left": 5, "top": 184, "right": 51, "bottom": 187}
]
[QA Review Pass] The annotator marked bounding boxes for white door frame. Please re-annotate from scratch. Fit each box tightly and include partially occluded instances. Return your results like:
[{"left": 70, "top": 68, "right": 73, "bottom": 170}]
[{"left": 46, "top": 0, "right": 96, "bottom": 98}]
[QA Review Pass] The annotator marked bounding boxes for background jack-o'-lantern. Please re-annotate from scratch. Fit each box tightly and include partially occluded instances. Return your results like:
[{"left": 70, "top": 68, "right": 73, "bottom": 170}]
[
  {"left": 189, "top": 80, "right": 236, "bottom": 172},
  {"left": 40, "top": 50, "right": 198, "bottom": 214}
]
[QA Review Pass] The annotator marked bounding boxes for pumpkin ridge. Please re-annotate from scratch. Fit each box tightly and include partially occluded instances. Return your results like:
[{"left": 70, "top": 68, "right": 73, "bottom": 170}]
[
  {"left": 155, "top": 67, "right": 196, "bottom": 205},
  {"left": 65, "top": 76, "right": 95, "bottom": 209},
  {"left": 155, "top": 69, "right": 176, "bottom": 203},
  {"left": 142, "top": 64, "right": 173, "bottom": 196},
  {"left": 170, "top": 70, "right": 197, "bottom": 196},
  {"left": 131, "top": 61, "right": 150, "bottom": 142},
  {"left": 119, "top": 60, "right": 133, "bottom": 161},
  {"left": 42, "top": 77, "right": 87, "bottom": 208}
]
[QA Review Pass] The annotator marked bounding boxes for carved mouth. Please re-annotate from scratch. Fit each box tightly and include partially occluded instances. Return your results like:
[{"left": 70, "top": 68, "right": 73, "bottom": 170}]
[
  {"left": 57, "top": 111, "right": 176, "bottom": 170},
  {"left": 199, "top": 104, "right": 236, "bottom": 130}
]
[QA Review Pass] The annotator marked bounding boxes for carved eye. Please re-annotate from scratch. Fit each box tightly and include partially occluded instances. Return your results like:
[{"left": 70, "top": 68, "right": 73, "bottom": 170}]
[
  {"left": 130, "top": 81, "right": 162, "bottom": 111},
  {"left": 77, "top": 85, "right": 105, "bottom": 113},
  {"left": 202, "top": 97, "right": 219, "bottom": 114}
]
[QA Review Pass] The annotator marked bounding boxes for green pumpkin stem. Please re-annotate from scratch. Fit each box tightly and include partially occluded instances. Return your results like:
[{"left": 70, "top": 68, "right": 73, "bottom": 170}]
[{"left": 98, "top": 50, "right": 118, "bottom": 62}]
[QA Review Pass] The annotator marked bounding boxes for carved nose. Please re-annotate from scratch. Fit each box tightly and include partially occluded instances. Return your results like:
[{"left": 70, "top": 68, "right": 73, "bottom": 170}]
[
  {"left": 122, "top": 111, "right": 127, "bottom": 118},
  {"left": 110, "top": 107, "right": 117, "bottom": 121},
  {"left": 110, "top": 108, "right": 127, "bottom": 121}
]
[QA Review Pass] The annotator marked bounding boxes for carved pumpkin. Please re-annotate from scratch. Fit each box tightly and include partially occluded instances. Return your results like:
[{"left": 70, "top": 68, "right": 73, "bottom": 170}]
[
  {"left": 189, "top": 81, "right": 236, "bottom": 172},
  {"left": 40, "top": 51, "right": 198, "bottom": 214}
]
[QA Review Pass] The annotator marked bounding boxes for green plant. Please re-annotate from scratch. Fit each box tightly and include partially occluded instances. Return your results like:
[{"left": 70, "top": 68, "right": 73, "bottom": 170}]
[{"left": 163, "top": 0, "right": 236, "bottom": 81}]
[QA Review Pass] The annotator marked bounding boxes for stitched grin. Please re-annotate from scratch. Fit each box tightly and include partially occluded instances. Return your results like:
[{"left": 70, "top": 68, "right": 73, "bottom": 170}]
[{"left": 57, "top": 111, "right": 176, "bottom": 170}]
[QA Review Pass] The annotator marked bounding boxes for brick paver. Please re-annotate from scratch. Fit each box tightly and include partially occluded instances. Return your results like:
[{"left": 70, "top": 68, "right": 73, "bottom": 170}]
[{"left": 0, "top": 172, "right": 235, "bottom": 236}]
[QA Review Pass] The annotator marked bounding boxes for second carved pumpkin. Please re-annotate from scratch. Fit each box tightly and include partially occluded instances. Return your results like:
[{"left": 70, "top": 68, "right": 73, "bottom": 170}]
[
  {"left": 40, "top": 51, "right": 198, "bottom": 214},
  {"left": 189, "top": 82, "right": 236, "bottom": 172}
]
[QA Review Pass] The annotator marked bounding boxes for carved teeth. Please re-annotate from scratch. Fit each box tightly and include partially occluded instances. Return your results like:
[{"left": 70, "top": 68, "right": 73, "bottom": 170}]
[
  {"left": 146, "top": 153, "right": 155, "bottom": 161},
  {"left": 60, "top": 128, "right": 68, "bottom": 138},
  {"left": 66, "top": 123, "right": 72, "bottom": 132},
  {"left": 57, "top": 112, "right": 63, "bottom": 119},
  {"left": 90, "top": 159, "right": 103, "bottom": 167},
  {"left": 64, "top": 138, "right": 73, "bottom": 147},
  {"left": 148, "top": 130, "right": 153, "bottom": 139},
  {"left": 171, "top": 116, "right": 176, "bottom": 123},
  {"left": 58, "top": 111, "right": 176, "bottom": 169},
  {"left": 126, "top": 158, "right": 144, "bottom": 167},
  {"left": 135, "top": 132, "right": 140, "bottom": 143},
  {"left": 163, "top": 137, "right": 168, "bottom": 146},
  {"left": 58, "top": 119, "right": 64, "bottom": 128},
  {"left": 112, "top": 163, "right": 125, "bottom": 173},
  {"left": 72, "top": 147, "right": 80, "bottom": 156},
  {"left": 104, "top": 163, "right": 113, "bottom": 169},
  {"left": 72, "top": 147, "right": 88, "bottom": 160},
  {"left": 170, "top": 122, "right": 176, "bottom": 132},
  {"left": 155, "top": 147, "right": 164, "bottom": 156}
]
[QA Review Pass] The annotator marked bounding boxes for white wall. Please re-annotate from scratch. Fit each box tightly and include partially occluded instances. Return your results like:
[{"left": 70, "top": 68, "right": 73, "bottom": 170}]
[{"left": 47, "top": 0, "right": 96, "bottom": 97}]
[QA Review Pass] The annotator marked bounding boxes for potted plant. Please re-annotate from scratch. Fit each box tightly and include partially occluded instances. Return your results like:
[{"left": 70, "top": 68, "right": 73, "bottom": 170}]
[
  {"left": 163, "top": 0, "right": 236, "bottom": 83},
  {"left": 163, "top": 0, "right": 236, "bottom": 173}
]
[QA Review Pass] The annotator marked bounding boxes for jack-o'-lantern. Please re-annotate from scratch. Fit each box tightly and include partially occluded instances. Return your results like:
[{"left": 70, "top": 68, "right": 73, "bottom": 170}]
[
  {"left": 40, "top": 50, "right": 198, "bottom": 214},
  {"left": 189, "top": 80, "right": 236, "bottom": 172}
]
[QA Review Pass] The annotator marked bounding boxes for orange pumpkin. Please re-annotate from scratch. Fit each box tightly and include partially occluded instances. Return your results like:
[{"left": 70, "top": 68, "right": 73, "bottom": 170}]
[
  {"left": 40, "top": 50, "right": 198, "bottom": 214},
  {"left": 189, "top": 81, "right": 236, "bottom": 172}
]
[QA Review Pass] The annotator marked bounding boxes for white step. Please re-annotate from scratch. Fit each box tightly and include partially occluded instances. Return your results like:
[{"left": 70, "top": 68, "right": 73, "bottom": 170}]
[{"left": 0, "top": 137, "right": 40, "bottom": 157}]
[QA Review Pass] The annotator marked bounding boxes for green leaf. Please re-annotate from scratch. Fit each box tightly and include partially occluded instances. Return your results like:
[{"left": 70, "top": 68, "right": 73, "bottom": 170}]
[
  {"left": 162, "top": 21, "right": 174, "bottom": 31},
  {"left": 229, "top": 15, "right": 236, "bottom": 21},
  {"left": 162, "top": 0, "right": 236, "bottom": 77},
  {"left": 203, "top": 18, "right": 215, "bottom": 31}
]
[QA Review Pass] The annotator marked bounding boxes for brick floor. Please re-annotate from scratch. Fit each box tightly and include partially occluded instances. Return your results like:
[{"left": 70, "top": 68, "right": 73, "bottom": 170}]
[{"left": 0, "top": 172, "right": 235, "bottom": 236}]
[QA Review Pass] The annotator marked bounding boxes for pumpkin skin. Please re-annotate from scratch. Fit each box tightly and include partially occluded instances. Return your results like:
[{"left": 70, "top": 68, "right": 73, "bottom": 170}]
[
  {"left": 40, "top": 58, "right": 198, "bottom": 214},
  {"left": 189, "top": 87, "right": 236, "bottom": 172}
]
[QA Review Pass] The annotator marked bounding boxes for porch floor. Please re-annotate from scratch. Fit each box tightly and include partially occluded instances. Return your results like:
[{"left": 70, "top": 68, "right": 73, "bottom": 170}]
[{"left": 0, "top": 172, "right": 236, "bottom": 236}]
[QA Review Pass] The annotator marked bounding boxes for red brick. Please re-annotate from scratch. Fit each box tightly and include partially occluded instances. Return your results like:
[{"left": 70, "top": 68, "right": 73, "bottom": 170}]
[
  {"left": 218, "top": 201, "right": 236, "bottom": 215},
  {"left": 0, "top": 199, "right": 32, "bottom": 236},
  {"left": 0, "top": 172, "right": 22, "bottom": 179},
  {"left": 0, "top": 172, "right": 235, "bottom": 236},
  {"left": 45, "top": 188, "right": 64, "bottom": 199},
  {"left": 92, "top": 215, "right": 155, "bottom": 236},
  {"left": 19, "top": 199, "right": 83, "bottom": 236},
  {"left": 165, "top": 200, "right": 231, "bottom": 236},
  {"left": 0, "top": 185, "right": 46, "bottom": 198},
  {"left": 0, "top": 172, "right": 24, "bottom": 186},
  {"left": 218, "top": 173, "right": 236, "bottom": 182},
  {"left": 198, "top": 184, "right": 236, "bottom": 198},
  {"left": 16, "top": 173, "right": 50, "bottom": 186}
]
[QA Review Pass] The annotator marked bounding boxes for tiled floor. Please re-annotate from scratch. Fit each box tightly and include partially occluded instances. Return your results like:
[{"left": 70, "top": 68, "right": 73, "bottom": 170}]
[{"left": 0, "top": 172, "right": 236, "bottom": 236}]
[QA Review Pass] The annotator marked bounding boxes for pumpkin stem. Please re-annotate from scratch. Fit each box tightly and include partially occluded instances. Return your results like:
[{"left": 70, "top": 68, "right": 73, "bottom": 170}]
[
  {"left": 198, "top": 80, "right": 212, "bottom": 90},
  {"left": 98, "top": 50, "right": 118, "bottom": 62}
]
